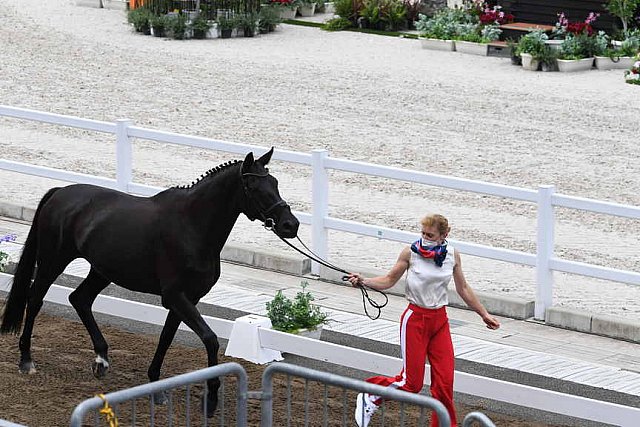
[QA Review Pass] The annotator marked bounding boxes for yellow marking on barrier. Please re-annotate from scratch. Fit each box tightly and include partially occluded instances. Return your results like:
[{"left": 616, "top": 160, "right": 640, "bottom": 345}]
[{"left": 97, "top": 394, "right": 119, "bottom": 427}]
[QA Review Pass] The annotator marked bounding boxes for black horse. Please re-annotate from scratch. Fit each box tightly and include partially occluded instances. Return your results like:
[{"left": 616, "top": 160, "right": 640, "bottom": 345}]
[{"left": 0, "top": 148, "right": 299, "bottom": 415}]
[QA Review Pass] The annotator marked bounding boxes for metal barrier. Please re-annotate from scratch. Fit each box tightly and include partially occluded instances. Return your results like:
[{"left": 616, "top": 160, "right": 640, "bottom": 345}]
[
  {"left": 462, "top": 411, "right": 497, "bottom": 427},
  {"left": 260, "top": 362, "right": 453, "bottom": 427},
  {"left": 69, "top": 362, "right": 248, "bottom": 427},
  {"left": 67, "top": 361, "right": 494, "bottom": 426}
]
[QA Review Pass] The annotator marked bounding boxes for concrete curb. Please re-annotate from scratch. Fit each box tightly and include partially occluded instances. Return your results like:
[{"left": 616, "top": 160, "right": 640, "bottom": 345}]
[{"left": 1, "top": 200, "right": 638, "bottom": 343}]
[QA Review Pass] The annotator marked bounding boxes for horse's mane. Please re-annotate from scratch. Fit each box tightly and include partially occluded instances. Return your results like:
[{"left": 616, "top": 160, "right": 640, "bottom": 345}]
[{"left": 174, "top": 159, "right": 242, "bottom": 190}]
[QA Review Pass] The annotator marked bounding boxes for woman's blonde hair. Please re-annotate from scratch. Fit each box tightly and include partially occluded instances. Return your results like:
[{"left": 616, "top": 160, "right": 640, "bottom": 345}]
[{"left": 420, "top": 214, "right": 450, "bottom": 235}]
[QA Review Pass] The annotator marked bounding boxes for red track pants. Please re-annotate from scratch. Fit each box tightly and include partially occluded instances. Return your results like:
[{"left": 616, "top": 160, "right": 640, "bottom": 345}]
[{"left": 366, "top": 304, "right": 457, "bottom": 427}]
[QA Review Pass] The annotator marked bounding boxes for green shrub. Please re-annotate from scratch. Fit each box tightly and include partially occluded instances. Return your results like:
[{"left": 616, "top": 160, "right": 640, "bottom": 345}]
[
  {"left": 322, "top": 16, "right": 353, "bottom": 31},
  {"left": 266, "top": 282, "right": 330, "bottom": 333}
]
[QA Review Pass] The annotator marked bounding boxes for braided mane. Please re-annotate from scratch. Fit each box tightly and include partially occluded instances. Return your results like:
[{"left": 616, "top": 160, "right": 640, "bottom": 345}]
[{"left": 174, "top": 159, "right": 242, "bottom": 189}]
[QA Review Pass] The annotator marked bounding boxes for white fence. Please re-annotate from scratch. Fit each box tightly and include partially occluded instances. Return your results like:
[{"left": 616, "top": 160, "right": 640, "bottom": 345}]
[
  {"left": 0, "top": 275, "right": 636, "bottom": 426},
  {"left": 1, "top": 105, "right": 640, "bottom": 320}
]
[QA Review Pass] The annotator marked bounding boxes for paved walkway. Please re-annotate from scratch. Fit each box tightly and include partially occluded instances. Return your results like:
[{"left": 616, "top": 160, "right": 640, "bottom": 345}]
[{"left": 1, "top": 216, "right": 639, "bottom": 407}]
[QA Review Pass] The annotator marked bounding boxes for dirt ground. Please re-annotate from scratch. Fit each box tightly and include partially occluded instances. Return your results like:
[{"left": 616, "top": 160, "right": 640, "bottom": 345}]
[{"left": 0, "top": 311, "right": 568, "bottom": 427}]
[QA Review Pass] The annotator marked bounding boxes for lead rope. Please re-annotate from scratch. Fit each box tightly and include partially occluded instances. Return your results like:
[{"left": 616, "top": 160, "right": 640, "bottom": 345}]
[
  {"left": 272, "top": 231, "right": 388, "bottom": 320},
  {"left": 96, "top": 394, "right": 119, "bottom": 427}
]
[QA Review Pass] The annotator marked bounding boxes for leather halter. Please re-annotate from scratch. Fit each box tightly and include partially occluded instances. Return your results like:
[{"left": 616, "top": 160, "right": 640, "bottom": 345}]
[{"left": 240, "top": 171, "right": 288, "bottom": 229}]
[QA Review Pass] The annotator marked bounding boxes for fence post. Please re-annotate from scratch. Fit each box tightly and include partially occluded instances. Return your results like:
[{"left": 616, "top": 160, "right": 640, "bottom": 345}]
[
  {"left": 115, "top": 119, "right": 133, "bottom": 193},
  {"left": 535, "top": 185, "right": 555, "bottom": 320},
  {"left": 311, "top": 149, "right": 329, "bottom": 276}
]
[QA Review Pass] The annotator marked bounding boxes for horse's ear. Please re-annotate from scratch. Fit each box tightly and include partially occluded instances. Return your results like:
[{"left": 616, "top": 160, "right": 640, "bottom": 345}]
[
  {"left": 257, "top": 147, "right": 274, "bottom": 166},
  {"left": 242, "top": 152, "right": 255, "bottom": 173}
]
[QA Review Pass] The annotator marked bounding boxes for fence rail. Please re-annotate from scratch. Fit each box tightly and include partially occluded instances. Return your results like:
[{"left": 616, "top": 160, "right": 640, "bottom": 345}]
[{"left": 1, "top": 105, "right": 640, "bottom": 320}]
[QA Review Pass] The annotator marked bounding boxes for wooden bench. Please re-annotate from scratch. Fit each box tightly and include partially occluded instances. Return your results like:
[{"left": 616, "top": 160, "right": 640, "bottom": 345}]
[
  {"left": 499, "top": 22, "right": 555, "bottom": 43},
  {"left": 499, "top": 22, "right": 555, "bottom": 33}
]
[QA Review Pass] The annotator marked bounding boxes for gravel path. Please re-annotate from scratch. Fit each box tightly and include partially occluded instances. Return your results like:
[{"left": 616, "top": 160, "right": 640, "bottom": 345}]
[{"left": 1, "top": 0, "right": 639, "bottom": 320}]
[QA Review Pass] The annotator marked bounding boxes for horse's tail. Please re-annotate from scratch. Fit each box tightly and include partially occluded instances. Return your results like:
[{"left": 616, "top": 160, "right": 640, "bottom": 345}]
[{"left": 1, "top": 187, "right": 59, "bottom": 335}]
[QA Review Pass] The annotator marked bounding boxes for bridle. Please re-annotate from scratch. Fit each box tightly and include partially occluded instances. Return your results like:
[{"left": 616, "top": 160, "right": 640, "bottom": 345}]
[
  {"left": 241, "top": 171, "right": 288, "bottom": 229},
  {"left": 240, "top": 168, "right": 388, "bottom": 320}
]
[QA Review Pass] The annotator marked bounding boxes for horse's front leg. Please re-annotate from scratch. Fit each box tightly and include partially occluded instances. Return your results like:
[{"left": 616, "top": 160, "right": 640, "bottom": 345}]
[
  {"left": 148, "top": 310, "right": 181, "bottom": 404},
  {"left": 162, "top": 292, "right": 220, "bottom": 417}
]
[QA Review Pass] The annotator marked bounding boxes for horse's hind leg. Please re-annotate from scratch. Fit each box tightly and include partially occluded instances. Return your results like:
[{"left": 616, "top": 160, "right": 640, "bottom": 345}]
[
  {"left": 68, "top": 268, "right": 111, "bottom": 378},
  {"left": 148, "top": 310, "right": 181, "bottom": 404},
  {"left": 18, "top": 259, "right": 70, "bottom": 374}
]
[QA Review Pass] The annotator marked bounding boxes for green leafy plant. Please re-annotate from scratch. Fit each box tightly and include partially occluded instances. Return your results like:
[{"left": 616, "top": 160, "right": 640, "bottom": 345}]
[
  {"left": 167, "top": 14, "right": 189, "bottom": 40},
  {"left": 605, "top": 0, "right": 640, "bottom": 33},
  {"left": 334, "top": 0, "right": 364, "bottom": 24},
  {"left": 322, "top": 16, "right": 353, "bottom": 31},
  {"left": 558, "top": 33, "right": 600, "bottom": 59},
  {"left": 516, "top": 30, "right": 549, "bottom": 59},
  {"left": 217, "top": 14, "right": 238, "bottom": 31},
  {"left": 149, "top": 14, "right": 169, "bottom": 37},
  {"left": 266, "top": 282, "right": 330, "bottom": 334},
  {"left": 258, "top": 6, "right": 282, "bottom": 33},
  {"left": 240, "top": 13, "right": 258, "bottom": 37},
  {"left": 127, "top": 8, "right": 152, "bottom": 33},
  {"left": 189, "top": 14, "right": 212, "bottom": 39}
]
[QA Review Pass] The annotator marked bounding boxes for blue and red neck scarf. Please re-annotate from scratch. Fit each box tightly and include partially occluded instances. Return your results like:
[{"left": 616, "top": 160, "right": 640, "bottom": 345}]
[{"left": 410, "top": 238, "right": 448, "bottom": 267}]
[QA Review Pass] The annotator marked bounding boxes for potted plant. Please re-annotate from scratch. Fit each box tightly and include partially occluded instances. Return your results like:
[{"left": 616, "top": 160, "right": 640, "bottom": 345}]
[
  {"left": 506, "top": 38, "right": 521, "bottom": 65},
  {"left": 596, "top": 33, "right": 640, "bottom": 70},
  {"left": 415, "top": 10, "right": 460, "bottom": 51},
  {"left": 167, "top": 14, "right": 189, "bottom": 40},
  {"left": 298, "top": 0, "right": 317, "bottom": 17},
  {"left": 0, "top": 233, "right": 16, "bottom": 274},
  {"left": 127, "top": 7, "right": 152, "bottom": 35},
  {"left": 454, "top": 23, "right": 502, "bottom": 56},
  {"left": 240, "top": 13, "right": 258, "bottom": 37},
  {"left": 516, "top": 30, "right": 549, "bottom": 71},
  {"left": 557, "top": 33, "right": 596, "bottom": 72},
  {"left": 270, "top": 0, "right": 299, "bottom": 20},
  {"left": 190, "top": 13, "right": 212, "bottom": 39},
  {"left": 216, "top": 14, "right": 237, "bottom": 38},
  {"left": 623, "top": 57, "right": 640, "bottom": 84},
  {"left": 258, "top": 5, "right": 282, "bottom": 33},
  {"left": 149, "top": 14, "right": 168, "bottom": 37},
  {"left": 266, "top": 281, "right": 330, "bottom": 338},
  {"left": 538, "top": 46, "right": 559, "bottom": 72}
]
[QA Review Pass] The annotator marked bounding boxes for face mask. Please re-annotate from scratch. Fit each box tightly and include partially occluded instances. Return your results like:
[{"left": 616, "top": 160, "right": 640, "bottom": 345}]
[{"left": 421, "top": 238, "right": 438, "bottom": 248}]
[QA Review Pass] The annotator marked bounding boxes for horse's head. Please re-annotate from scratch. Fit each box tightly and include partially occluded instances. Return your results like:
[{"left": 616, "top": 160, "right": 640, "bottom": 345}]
[{"left": 240, "top": 148, "right": 299, "bottom": 238}]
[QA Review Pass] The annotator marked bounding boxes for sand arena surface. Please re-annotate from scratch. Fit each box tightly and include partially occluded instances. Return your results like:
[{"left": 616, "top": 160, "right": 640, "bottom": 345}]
[{"left": 0, "top": 0, "right": 639, "bottom": 319}]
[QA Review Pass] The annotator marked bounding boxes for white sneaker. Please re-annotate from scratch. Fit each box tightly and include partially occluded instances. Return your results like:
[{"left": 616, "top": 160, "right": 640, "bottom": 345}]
[{"left": 354, "top": 393, "right": 378, "bottom": 427}]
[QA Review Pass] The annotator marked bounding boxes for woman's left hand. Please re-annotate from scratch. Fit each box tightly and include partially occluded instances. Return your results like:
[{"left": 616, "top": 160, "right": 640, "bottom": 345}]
[{"left": 482, "top": 314, "right": 500, "bottom": 330}]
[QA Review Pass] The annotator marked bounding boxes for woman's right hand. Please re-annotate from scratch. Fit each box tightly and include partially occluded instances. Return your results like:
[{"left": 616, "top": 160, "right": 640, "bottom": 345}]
[{"left": 346, "top": 273, "right": 364, "bottom": 287}]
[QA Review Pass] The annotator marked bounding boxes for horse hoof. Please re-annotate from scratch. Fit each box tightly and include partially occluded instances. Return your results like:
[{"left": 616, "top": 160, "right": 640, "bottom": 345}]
[
  {"left": 153, "top": 391, "right": 168, "bottom": 405},
  {"left": 91, "top": 355, "right": 110, "bottom": 378},
  {"left": 19, "top": 361, "right": 37, "bottom": 375},
  {"left": 201, "top": 394, "right": 218, "bottom": 418}
]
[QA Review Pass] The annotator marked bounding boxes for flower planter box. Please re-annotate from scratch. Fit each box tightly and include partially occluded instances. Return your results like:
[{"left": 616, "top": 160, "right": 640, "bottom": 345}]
[
  {"left": 454, "top": 41, "right": 489, "bottom": 56},
  {"left": 279, "top": 7, "right": 298, "bottom": 20},
  {"left": 297, "top": 3, "right": 316, "bottom": 17},
  {"left": 419, "top": 38, "right": 455, "bottom": 52},
  {"left": 520, "top": 53, "right": 539, "bottom": 71},
  {"left": 557, "top": 57, "right": 594, "bottom": 72},
  {"left": 594, "top": 56, "right": 635, "bottom": 71},
  {"left": 544, "top": 39, "right": 563, "bottom": 51},
  {"left": 0, "top": 272, "right": 11, "bottom": 291}
]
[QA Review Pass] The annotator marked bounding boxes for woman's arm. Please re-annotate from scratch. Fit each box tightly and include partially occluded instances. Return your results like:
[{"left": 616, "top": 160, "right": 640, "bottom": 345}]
[
  {"left": 347, "top": 247, "right": 411, "bottom": 291},
  {"left": 453, "top": 251, "right": 500, "bottom": 330}
]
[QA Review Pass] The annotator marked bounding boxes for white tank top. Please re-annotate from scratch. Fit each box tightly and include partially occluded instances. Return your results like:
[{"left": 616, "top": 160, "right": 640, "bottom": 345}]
[{"left": 405, "top": 245, "right": 456, "bottom": 309}]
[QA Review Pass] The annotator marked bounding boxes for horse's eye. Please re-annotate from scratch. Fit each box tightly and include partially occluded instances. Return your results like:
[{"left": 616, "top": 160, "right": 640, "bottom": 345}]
[{"left": 265, "top": 167, "right": 269, "bottom": 174}]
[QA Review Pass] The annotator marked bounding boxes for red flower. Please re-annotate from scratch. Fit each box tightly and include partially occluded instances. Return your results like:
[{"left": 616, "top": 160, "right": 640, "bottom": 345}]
[{"left": 566, "top": 22, "right": 593, "bottom": 35}]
